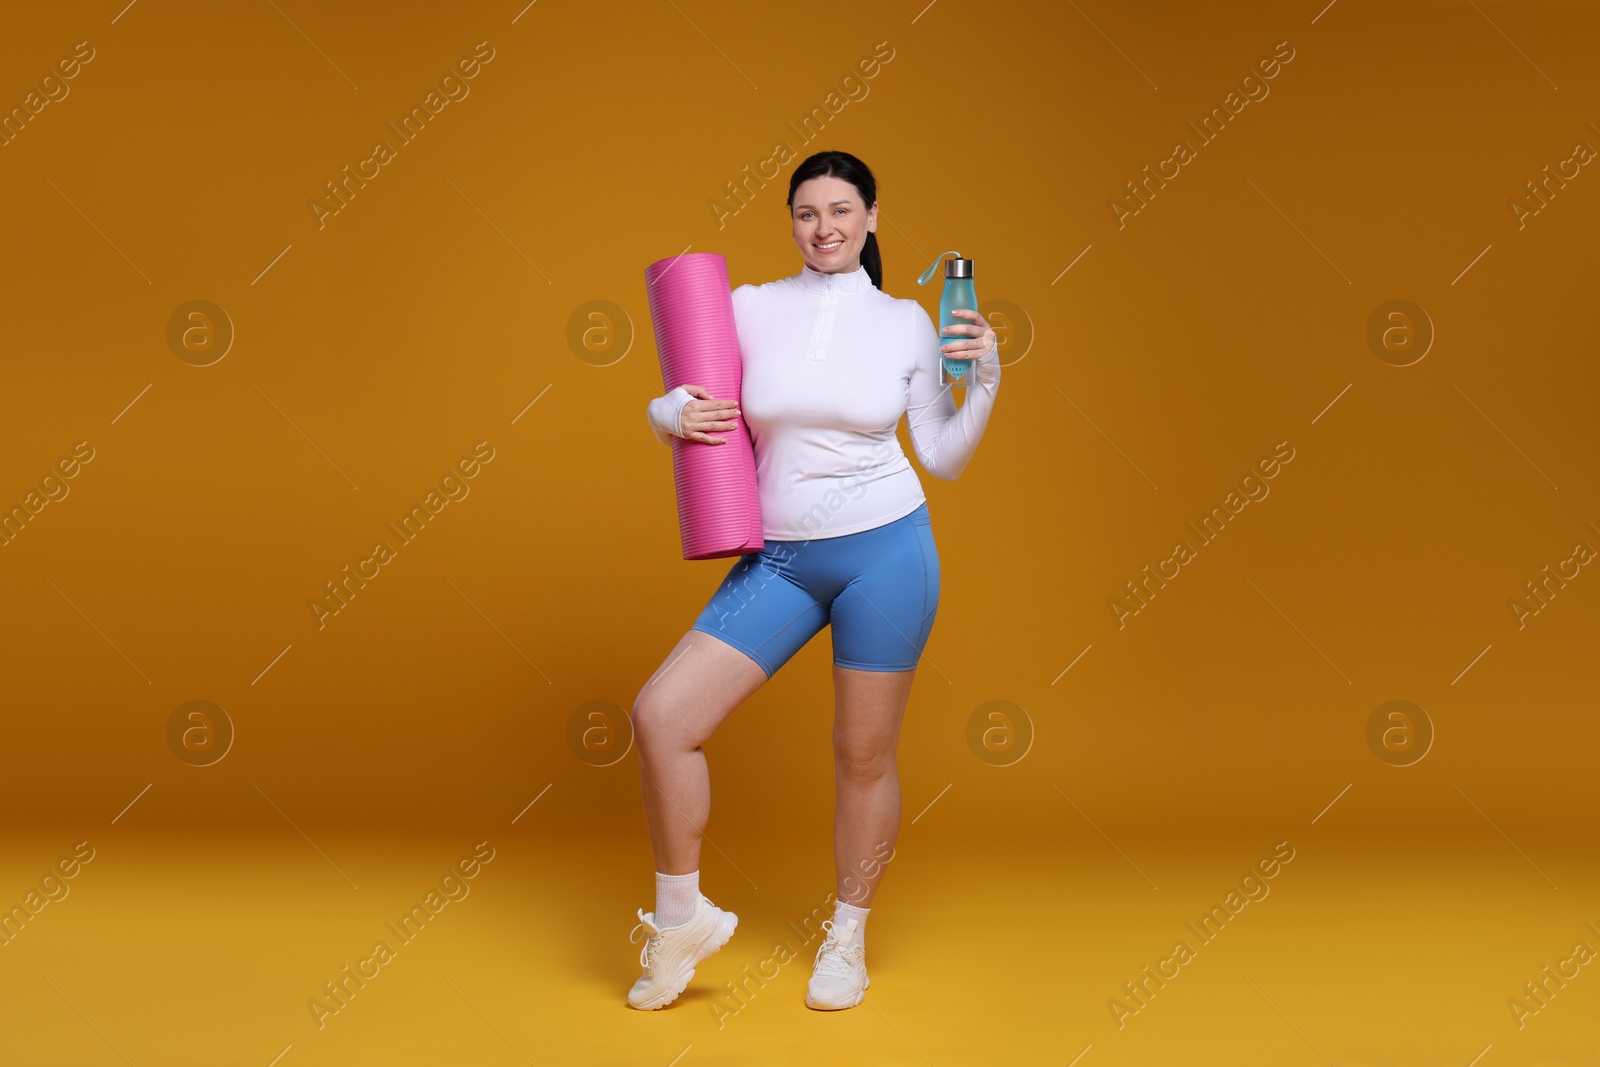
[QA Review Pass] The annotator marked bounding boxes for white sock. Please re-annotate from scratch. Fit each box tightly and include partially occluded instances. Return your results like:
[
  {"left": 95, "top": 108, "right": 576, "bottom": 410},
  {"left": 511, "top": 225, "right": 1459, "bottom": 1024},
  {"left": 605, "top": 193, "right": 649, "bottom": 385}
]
[
  {"left": 655, "top": 870, "right": 700, "bottom": 927},
  {"left": 832, "top": 900, "right": 870, "bottom": 951}
]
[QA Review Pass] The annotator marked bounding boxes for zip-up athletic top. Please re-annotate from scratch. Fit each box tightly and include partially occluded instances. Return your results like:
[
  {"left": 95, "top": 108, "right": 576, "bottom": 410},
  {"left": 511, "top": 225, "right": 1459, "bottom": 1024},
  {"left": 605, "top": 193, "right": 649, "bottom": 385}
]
[{"left": 645, "top": 260, "right": 1001, "bottom": 541}]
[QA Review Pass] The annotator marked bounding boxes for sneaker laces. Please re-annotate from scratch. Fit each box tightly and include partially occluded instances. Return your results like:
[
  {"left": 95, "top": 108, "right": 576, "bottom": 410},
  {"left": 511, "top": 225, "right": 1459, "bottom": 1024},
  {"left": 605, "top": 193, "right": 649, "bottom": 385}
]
[
  {"left": 630, "top": 909, "right": 663, "bottom": 971},
  {"left": 812, "top": 918, "right": 864, "bottom": 981}
]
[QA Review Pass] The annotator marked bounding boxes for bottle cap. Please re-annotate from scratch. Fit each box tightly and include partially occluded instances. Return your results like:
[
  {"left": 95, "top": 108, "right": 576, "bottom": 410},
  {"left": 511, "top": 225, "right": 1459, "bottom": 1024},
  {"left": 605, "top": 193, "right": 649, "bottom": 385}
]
[{"left": 944, "top": 257, "right": 973, "bottom": 279}]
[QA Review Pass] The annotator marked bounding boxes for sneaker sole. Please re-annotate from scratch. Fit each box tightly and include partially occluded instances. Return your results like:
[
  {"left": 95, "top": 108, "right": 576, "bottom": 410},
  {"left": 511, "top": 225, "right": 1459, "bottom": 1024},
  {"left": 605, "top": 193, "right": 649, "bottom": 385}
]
[
  {"left": 805, "top": 973, "right": 869, "bottom": 1011},
  {"left": 630, "top": 910, "right": 738, "bottom": 1011}
]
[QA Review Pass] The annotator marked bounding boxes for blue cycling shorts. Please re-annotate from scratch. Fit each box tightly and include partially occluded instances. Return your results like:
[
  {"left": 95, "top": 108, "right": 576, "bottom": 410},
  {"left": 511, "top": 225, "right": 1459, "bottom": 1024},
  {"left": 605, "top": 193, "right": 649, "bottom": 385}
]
[{"left": 689, "top": 501, "right": 940, "bottom": 677}]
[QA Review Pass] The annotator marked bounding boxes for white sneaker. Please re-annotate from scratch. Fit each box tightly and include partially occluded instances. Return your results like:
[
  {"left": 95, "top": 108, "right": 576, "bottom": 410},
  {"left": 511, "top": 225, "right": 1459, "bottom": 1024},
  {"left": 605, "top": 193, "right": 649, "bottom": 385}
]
[
  {"left": 627, "top": 892, "right": 738, "bottom": 1010},
  {"left": 805, "top": 917, "right": 869, "bottom": 1010}
]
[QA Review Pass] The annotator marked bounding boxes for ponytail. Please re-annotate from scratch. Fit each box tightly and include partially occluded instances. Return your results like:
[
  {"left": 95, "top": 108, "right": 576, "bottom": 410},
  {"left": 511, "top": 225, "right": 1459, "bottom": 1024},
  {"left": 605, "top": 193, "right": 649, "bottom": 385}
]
[{"left": 861, "top": 230, "right": 883, "bottom": 292}]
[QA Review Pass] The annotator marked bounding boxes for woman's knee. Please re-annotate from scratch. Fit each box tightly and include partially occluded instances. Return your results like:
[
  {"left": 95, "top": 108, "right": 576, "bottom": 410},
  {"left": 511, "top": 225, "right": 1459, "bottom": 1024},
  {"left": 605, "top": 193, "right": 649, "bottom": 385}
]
[
  {"left": 635, "top": 631, "right": 768, "bottom": 754},
  {"left": 834, "top": 741, "right": 897, "bottom": 783},
  {"left": 632, "top": 688, "right": 687, "bottom": 751},
  {"left": 634, "top": 682, "right": 723, "bottom": 754}
]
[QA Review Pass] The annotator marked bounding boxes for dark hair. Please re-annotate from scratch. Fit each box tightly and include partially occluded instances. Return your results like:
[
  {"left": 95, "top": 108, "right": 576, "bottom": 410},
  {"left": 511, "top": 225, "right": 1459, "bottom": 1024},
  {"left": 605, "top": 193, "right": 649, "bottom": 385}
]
[{"left": 786, "top": 150, "right": 882, "bottom": 291}]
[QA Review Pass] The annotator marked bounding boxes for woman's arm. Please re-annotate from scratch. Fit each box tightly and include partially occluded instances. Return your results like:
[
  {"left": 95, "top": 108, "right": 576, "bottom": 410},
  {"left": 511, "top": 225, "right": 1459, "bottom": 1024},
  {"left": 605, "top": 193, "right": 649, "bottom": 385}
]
[
  {"left": 905, "top": 305, "right": 1002, "bottom": 480},
  {"left": 646, "top": 285, "right": 751, "bottom": 447}
]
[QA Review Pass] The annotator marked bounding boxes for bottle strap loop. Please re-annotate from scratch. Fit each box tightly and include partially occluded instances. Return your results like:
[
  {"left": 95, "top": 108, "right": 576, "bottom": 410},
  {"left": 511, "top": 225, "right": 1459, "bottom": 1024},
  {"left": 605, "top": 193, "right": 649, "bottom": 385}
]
[{"left": 916, "top": 250, "right": 963, "bottom": 286}]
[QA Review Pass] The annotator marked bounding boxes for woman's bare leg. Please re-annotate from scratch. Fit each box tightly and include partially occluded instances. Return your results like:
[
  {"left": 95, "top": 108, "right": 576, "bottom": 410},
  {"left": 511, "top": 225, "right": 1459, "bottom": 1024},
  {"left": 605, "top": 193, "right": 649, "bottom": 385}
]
[
  {"left": 830, "top": 664, "right": 917, "bottom": 906},
  {"left": 633, "top": 630, "right": 770, "bottom": 875}
]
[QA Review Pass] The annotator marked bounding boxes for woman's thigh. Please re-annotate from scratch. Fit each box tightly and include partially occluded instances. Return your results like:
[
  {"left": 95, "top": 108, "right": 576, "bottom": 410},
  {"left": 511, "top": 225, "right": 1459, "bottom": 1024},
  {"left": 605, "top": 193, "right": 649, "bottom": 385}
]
[
  {"left": 687, "top": 546, "right": 830, "bottom": 681},
  {"left": 829, "top": 505, "right": 940, "bottom": 673},
  {"left": 634, "top": 628, "right": 771, "bottom": 750}
]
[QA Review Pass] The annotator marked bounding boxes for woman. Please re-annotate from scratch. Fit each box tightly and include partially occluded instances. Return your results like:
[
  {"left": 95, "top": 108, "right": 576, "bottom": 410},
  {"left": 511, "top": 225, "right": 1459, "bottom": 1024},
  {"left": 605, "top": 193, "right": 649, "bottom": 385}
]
[{"left": 628, "top": 150, "right": 1001, "bottom": 1012}]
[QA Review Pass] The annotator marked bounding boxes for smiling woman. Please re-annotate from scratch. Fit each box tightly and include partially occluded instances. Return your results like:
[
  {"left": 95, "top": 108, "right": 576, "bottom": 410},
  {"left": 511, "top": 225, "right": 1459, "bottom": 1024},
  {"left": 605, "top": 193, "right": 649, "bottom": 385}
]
[{"left": 633, "top": 149, "right": 1004, "bottom": 1014}]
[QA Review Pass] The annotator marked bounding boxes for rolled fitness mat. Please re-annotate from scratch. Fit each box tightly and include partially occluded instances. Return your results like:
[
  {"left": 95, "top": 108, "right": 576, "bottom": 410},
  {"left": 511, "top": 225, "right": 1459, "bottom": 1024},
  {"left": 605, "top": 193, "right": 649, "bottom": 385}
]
[{"left": 643, "top": 251, "right": 765, "bottom": 560}]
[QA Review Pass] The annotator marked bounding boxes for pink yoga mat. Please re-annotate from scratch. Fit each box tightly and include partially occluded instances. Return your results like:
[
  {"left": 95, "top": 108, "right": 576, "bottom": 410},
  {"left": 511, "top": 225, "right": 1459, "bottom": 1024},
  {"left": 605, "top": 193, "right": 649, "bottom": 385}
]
[{"left": 644, "top": 251, "right": 765, "bottom": 560}]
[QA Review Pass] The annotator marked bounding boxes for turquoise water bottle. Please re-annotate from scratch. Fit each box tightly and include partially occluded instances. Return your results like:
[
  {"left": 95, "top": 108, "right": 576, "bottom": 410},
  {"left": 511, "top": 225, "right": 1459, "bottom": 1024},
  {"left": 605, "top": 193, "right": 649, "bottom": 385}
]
[{"left": 916, "top": 250, "right": 978, "bottom": 386}]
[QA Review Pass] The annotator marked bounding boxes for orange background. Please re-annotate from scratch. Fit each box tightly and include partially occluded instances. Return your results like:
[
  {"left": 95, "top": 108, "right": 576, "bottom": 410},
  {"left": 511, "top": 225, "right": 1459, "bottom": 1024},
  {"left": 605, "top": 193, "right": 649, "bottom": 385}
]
[{"left": 2, "top": 1, "right": 1596, "bottom": 1064}]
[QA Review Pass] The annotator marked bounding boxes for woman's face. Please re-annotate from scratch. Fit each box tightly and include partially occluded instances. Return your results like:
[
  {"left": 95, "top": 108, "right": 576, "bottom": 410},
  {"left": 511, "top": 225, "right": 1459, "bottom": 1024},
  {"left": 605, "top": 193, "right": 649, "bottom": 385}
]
[{"left": 791, "top": 175, "right": 877, "bottom": 275}]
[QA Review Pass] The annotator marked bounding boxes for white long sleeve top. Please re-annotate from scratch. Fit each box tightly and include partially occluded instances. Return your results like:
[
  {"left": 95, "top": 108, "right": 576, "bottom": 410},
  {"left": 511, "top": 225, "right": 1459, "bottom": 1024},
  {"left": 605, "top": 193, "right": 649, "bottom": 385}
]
[{"left": 646, "top": 260, "right": 1001, "bottom": 541}]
